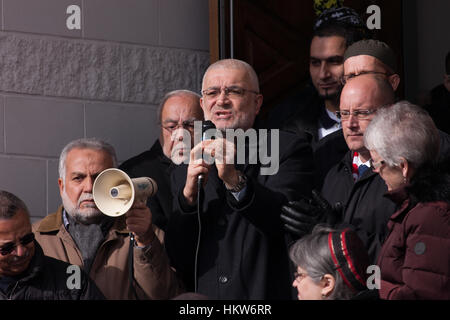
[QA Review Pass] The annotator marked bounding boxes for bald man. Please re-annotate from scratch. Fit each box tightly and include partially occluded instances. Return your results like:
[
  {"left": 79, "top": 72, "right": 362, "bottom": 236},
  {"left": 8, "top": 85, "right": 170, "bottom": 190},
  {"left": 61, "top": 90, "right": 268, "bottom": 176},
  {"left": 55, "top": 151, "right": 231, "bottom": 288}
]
[
  {"left": 166, "top": 59, "right": 314, "bottom": 299},
  {"left": 282, "top": 74, "right": 397, "bottom": 262},
  {"left": 120, "top": 90, "right": 204, "bottom": 231}
]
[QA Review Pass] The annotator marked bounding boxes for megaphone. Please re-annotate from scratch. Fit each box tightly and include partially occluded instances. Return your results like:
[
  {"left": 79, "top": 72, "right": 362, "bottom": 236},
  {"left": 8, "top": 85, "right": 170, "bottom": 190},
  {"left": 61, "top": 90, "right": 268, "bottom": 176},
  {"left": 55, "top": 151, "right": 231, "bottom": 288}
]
[{"left": 92, "top": 168, "right": 157, "bottom": 217}]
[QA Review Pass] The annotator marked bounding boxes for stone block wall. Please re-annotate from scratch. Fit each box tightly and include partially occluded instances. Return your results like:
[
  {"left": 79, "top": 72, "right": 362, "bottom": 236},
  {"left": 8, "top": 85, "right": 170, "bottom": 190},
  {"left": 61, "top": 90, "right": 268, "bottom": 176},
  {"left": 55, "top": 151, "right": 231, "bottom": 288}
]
[{"left": 0, "top": 0, "right": 210, "bottom": 220}]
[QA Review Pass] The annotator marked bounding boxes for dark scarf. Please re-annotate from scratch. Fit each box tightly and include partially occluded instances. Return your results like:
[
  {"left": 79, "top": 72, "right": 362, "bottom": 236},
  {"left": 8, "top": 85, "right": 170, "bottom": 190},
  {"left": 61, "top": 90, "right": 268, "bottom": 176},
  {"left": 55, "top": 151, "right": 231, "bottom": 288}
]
[{"left": 65, "top": 212, "right": 114, "bottom": 274}]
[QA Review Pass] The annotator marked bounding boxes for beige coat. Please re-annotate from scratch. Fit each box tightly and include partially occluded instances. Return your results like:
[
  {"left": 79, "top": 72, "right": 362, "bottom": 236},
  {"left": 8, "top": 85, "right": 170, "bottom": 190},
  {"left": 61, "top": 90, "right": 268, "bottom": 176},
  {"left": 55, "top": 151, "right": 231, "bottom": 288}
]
[{"left": 33, "top": 207, "right": 182, "bottom": 300}]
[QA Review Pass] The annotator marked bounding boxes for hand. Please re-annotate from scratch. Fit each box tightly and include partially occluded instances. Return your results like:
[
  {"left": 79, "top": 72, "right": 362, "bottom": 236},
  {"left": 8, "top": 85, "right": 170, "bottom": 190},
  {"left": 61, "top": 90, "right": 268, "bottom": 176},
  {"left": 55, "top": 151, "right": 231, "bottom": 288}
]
[
  {"left": 281, "top": 190, "right": 342, "bottom": 239},
  {"left": 203, "top": 138, "right": 237, "bottom": 187},
  {"left": 125, "top": 202, "right": 155, "bottom": 247},
  {"left": 183, "top": 141, "right": 212, "bottom": 206}
]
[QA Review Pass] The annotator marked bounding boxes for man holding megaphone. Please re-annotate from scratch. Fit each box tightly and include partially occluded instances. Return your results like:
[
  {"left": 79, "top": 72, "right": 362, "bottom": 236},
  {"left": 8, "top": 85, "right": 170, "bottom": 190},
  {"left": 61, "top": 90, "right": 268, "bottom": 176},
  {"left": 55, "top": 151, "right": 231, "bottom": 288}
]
[{"left": 33, "top": 138, "right": 181, "bottom": 300}]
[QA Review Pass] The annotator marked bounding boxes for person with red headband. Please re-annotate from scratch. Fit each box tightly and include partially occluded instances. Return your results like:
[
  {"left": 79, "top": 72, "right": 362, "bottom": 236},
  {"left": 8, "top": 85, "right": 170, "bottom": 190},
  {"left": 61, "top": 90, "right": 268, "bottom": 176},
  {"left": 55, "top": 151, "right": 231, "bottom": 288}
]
[{"left": 289, "top": 225, "right": 377, "bottom": 300}]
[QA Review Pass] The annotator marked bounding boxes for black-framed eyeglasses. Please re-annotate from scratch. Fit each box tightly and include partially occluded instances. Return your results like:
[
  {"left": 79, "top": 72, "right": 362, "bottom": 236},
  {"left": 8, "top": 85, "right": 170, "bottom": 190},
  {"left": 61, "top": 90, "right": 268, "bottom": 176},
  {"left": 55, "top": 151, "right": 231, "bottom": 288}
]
[
  {"left": 370, "top": 158, "right": 386, "bottom": 170},
  {"left": 161, "top": 120, "right": 195, "bottom": 133},
  {"left": 201, "top": 86, "right": 259, "bottom": 99},
  {"left": 0, "top": 232, "right": 35, "bottom": 256},
  {"left": 335, "top": 109, "right": 377, "bottom": 120},
  {"left": 340, "top": 71, "right": 391, "bottom": 85}
]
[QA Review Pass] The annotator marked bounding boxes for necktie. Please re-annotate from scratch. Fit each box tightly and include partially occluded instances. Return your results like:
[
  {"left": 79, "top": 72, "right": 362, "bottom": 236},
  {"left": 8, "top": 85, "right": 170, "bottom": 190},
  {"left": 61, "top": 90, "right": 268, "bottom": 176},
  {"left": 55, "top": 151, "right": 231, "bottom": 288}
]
[{"left": 358, "top": 164, "right": 369, "bottom": 178}]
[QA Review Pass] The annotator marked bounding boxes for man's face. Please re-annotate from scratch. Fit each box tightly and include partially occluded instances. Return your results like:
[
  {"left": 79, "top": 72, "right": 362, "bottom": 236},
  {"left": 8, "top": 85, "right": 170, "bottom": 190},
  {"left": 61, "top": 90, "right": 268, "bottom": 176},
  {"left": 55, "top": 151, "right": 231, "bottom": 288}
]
[
  {"left": 340, "top": 77, "right": 387, "bottom": 153},
  {"left": 309, "top": 36, "right": 346, "bottom": 100},
  {"left": 0, "top": 210, "right": 35, "bottom": 276},
  {"left": 160, "top": 95, "right": 203, "bottom": 163},
  {"left": 343, "top": 55, "right": 399, "bottom": 91},
  {"left": 59, "top": 148, "right": 114, "bottom": 224},
  {"left": 200, "top": 67, "right": 263, "bottom": 131}
]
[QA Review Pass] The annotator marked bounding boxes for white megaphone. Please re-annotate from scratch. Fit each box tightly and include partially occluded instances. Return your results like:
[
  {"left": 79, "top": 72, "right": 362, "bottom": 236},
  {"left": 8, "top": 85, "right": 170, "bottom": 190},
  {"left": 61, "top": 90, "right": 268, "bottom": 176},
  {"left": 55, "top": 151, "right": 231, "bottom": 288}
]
[{"left": 92, "top": 168, "right": 157, "bottom": 217}]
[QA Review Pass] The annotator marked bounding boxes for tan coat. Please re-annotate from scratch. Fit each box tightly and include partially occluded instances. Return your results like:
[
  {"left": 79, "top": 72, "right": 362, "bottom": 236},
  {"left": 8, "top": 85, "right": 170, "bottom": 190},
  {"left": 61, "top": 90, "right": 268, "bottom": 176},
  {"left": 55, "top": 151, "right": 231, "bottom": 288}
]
[{"left": 33, "top": 207, "right": 182, "bottom": 300}]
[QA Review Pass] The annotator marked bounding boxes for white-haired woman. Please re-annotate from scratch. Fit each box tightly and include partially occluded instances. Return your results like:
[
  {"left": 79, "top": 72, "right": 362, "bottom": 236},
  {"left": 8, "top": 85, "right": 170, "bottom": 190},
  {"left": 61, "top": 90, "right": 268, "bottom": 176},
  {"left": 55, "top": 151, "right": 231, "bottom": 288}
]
[
  {"left": 289, "top": 225, "right": 376, "bottom": 300},
  {"left": 364, "top": 101, "right": 450, "bottom": 299}
]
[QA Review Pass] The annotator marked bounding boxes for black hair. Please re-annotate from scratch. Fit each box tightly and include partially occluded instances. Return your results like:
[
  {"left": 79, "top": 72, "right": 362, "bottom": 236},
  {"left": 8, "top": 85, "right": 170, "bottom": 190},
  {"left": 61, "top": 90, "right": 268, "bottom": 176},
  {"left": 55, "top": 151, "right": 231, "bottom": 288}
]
[{"left": 313, "top": 22, "right": 367, "bottom": 48}]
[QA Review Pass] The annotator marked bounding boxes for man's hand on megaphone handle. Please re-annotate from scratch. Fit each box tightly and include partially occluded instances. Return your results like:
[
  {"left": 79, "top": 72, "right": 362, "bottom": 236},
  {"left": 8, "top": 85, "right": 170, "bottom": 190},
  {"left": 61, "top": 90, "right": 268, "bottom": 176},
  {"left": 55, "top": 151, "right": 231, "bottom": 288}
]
[{"left": 125, "top": 202, "right": 155, "bottom": 247}]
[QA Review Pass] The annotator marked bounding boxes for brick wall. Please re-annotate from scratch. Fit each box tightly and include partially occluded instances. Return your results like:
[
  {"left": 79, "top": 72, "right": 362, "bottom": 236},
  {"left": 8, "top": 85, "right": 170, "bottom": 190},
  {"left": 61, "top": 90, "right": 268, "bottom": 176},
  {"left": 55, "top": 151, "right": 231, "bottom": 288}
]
[{"left": 0, "top": 0, "right": 210, "bottom": 220}]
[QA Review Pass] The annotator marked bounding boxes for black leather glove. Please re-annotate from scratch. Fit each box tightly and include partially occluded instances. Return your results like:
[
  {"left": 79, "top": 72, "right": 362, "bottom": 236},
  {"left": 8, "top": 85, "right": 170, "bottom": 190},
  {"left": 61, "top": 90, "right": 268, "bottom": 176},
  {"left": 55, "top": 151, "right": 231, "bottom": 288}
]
[{"left": 281, "top": 190, "right": 342, "bottom": 239}]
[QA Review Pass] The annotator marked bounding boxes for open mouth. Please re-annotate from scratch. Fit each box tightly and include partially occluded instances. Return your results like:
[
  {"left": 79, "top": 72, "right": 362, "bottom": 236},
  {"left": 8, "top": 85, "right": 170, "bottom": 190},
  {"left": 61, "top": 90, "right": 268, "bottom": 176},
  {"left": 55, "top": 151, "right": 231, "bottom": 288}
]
[{"left": 214, "top": 110, "right": 232, "bottom": 119}]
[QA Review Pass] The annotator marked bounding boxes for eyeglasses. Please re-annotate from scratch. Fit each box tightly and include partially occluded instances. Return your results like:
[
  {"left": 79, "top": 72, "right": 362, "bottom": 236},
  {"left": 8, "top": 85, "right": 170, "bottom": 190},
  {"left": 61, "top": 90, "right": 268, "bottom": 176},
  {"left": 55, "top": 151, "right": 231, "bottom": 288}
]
[
  {"left": 0, "top": 232, "right": 35, "bottom": 256},
  {"left": 294, "top": 271, "right": 309, "bottom": 282},
  {"left": 340, "top": 71, "right": 391, "bottom": 85},
  {"left": 335, "top": 109, "right": 377, "bottom": 120},
  {"left": 201, "top": 86, "right": 259, "bottom": 99},
  {"left": 161, "top": 120, "right": 195, "bottom": 133},
  {"left": 370, "top": 158, "right": 386, "bottom": 170}
]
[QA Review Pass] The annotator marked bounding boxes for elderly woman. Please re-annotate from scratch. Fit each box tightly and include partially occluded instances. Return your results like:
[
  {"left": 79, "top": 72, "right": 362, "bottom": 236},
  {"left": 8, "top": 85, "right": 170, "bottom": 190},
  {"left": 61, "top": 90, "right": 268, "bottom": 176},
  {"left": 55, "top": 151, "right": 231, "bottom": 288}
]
[
  {"left": 289, "top": 225, "right": 375, "bottom": 300},
  {"left": 364, "top": 101, "right": 450, "bottom": 299}
]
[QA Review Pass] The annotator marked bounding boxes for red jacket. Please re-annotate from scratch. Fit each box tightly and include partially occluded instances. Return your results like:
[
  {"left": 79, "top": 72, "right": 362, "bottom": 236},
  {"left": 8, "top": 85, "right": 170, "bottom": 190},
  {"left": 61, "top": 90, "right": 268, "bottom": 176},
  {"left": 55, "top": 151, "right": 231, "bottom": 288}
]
[{"left": 377, "top": 176, "right": 450, "bottom": 299}]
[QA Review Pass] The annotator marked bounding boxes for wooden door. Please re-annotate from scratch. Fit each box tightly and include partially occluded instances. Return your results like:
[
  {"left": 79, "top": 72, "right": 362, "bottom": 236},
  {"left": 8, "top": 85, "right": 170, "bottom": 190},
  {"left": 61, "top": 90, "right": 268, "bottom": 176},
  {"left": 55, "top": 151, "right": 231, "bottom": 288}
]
[{"left": 209, "top": 0, "right": 404, "bottom": 121}]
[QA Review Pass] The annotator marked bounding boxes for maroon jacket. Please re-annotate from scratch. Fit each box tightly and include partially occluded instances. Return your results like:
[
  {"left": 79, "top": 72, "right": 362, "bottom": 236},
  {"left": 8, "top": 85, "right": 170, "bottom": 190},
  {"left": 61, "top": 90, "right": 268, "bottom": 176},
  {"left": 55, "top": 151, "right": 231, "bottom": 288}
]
[{"left": 377, "top": 165, "right": 450, "bottom": 300}]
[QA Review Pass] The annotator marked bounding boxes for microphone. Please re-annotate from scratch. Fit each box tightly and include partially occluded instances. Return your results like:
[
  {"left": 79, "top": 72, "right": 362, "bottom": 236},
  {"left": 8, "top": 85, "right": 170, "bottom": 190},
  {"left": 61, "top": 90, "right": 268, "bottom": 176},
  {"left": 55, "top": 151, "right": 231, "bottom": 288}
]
[
  {"left": 198, "top": 120, "right": 216, "bottom": 184},
  {"left": 195, "top": 120, "right": 215, "bottom": 293}
]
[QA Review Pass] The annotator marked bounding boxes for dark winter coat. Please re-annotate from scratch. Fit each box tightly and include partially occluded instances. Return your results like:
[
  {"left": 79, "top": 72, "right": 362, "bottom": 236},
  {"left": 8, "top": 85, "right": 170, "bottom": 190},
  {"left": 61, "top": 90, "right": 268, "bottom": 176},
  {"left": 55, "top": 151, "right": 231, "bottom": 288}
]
[
  {"left": 321, "top": 150, "right": 397, "bottom": 263},
  {"left": 0, "top": 242, "right": 104, "bottom": 300},
  {"left": 165, "top": 130, "right": 314, "bottom": 299},
  {"left": 119, "top": 140, "right": 174, "bottom": 231},
  {"left": 377, "top": 164, "right": 450, "bottom": 300}
]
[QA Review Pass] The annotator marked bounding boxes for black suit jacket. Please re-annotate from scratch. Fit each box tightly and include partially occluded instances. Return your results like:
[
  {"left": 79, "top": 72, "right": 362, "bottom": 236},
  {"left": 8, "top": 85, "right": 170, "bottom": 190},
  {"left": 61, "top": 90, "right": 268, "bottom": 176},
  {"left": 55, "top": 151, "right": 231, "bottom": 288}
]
[
  {"left": 119, "top": 140, "right": 173, "bottom": 231},
  {"left": 165, "top": 130, "right": 314, "bottom": 299}
]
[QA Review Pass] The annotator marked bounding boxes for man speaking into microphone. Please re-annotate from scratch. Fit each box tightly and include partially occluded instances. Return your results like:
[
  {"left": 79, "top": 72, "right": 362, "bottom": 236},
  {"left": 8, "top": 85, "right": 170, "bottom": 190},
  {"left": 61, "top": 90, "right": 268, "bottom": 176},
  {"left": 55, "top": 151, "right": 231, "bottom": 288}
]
[{"left": 165, "top": 59, "right": 314, "bottom": 299}]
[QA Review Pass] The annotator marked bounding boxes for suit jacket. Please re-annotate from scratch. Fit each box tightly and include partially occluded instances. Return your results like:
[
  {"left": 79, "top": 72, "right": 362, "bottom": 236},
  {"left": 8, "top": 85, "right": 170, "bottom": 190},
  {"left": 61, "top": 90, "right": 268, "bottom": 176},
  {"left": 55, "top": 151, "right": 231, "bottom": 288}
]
[
  {"left": 120, "top": 140, "right": 173, "bottom": 231},
  {"left": 322, "top": 150, "right": 397, "bottom": 263},
  {"left": 165, "top": 130, "right": 314, "bottom": 299}
]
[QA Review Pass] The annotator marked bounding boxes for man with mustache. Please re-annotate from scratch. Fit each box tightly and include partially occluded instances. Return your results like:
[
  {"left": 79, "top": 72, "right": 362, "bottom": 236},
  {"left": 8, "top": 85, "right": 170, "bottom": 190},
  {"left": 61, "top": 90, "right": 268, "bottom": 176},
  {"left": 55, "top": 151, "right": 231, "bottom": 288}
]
[
  {"left": 278, "top": 7, "right": 365, "bottom": 141},
  {"left": 165, "top": 59, "right": 314, "bottom": 299},
  {"left": 33, "top": 138, "right": 181, "bottom": 299},
  {"left": 120, "top": 90, "right": 204, "bottom": 231},
  {"left": 275, "top": 7, "right": 367, "bottom": 189},
  {"left": 0, "top": 190, "right": 104, "bottom": 300}
]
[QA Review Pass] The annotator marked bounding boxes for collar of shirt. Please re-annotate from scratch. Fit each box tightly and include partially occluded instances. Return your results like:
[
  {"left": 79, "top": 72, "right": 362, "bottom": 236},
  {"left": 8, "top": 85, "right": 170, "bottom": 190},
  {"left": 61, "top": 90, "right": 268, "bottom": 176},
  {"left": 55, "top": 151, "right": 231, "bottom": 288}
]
[{"left": 351, "top": 152, "right": 371, "bottom": 181}]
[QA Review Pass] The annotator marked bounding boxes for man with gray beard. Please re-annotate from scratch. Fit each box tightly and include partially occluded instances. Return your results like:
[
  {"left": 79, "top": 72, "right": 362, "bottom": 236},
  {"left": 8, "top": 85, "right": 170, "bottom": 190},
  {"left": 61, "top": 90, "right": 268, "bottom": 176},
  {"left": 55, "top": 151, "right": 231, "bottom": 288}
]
[{"left": 33, "top": 138, "right": 181, "bottom": 299}]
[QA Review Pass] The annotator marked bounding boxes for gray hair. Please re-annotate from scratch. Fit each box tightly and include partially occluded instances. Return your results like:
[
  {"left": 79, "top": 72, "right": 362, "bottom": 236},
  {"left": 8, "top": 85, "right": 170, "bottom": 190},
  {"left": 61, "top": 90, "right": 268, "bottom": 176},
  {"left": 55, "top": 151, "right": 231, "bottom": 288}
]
[
  {"left": 364, "top": 101, "right": 440, "bottom": 168},
  {"left": 201, "top": 59, "right": 260, "bottom": 92},
  {"left": 157, "top": 89, "right": 202, "bottom": 124},
  {"left": 289, "top": 225, "right": 355, "bottom": 300},
  {"left": 0, "top": 190, "right": 29, "bottom": 220},
  {"left": 58, "top": 138, "right": 118, "bottom": 183}
]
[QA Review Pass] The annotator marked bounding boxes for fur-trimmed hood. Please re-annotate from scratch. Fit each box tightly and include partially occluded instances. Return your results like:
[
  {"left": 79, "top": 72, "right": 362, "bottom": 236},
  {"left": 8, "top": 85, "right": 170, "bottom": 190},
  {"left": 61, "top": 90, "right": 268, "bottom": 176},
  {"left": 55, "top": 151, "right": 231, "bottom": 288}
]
[{"left": 406, "top": 160, "right": 450, "bottom": 204}]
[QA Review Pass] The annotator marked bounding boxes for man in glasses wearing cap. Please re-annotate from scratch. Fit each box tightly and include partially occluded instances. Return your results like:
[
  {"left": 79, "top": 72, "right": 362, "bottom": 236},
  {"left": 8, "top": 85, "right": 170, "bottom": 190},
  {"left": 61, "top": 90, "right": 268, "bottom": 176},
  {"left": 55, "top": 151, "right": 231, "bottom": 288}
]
[
  {"left": 0, "top": 190, "right": 104, "bottom": 300},
  {"left": 341, "top": 39, "right": 401, "bottom": 91},
  {"left": 324, "top": 39, "right": 450, "bottom": 164}
]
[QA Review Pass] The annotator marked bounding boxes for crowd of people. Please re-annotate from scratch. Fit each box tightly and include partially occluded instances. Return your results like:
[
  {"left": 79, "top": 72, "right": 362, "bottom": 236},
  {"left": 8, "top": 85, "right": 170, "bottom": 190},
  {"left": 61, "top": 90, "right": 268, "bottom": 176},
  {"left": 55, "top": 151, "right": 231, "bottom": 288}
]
[{"left": 1, "top": 6, "right": 449, "bottom": 300}]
